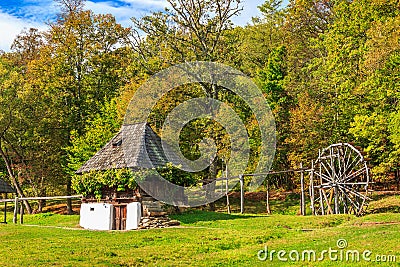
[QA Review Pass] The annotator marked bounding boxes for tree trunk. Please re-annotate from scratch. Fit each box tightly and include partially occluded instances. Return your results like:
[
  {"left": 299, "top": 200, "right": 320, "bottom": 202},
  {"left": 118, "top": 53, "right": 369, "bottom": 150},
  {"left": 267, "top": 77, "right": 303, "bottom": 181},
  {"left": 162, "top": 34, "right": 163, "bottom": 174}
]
[
  {"left": 0, "top": 144, "right": 32, "bottom": 214},
  {"left": 266, "top": 181, "right": 271, "bottom": 214},
  {"left": 206, "top": 159, "right": 217, "bottom": 211},
  {"left": 205, "top": 83, "right": 220, "bottom": 211},
  {"left": 37, "top": 188, "right": 46, "bottom": 212}
]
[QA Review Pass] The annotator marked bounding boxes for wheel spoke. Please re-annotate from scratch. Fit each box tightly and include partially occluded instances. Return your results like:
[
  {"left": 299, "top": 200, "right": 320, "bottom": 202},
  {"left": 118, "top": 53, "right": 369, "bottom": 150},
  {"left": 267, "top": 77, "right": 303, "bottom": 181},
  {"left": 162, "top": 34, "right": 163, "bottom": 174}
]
[
  {"left": 343, "top": 167, "right": 367, "bottom": 183},
  {"left": 320, "top": 160, "right": 335, "bottom": 182},
  {"left": 338, "top": 186, "right": 360, "bottom": 213},
  {"left": 314, "top": 171, "right": 332, "bottom": 183},
  {"left": 338, "top": 184, "right": 370, "bottom": 201}
]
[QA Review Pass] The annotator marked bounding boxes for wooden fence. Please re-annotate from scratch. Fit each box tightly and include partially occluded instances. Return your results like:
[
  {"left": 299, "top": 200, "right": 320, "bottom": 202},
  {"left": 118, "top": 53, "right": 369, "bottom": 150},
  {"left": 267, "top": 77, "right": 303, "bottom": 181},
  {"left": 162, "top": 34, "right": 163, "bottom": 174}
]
[{"left": 2, "top": 195, "right": 83, "bottom": 224}]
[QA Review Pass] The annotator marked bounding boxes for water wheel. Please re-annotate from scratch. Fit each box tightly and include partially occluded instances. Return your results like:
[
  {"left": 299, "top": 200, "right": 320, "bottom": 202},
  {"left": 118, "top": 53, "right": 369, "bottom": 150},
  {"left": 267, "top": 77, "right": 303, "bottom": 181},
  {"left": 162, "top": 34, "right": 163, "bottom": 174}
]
[{"left": 310, "top": 143, "right": 371, "bottom": 216}]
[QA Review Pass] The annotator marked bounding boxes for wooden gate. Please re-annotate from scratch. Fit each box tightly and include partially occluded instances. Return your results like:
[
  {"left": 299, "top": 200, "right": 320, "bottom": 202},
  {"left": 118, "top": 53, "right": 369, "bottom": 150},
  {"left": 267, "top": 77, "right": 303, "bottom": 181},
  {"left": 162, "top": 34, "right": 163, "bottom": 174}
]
[{"left": 113, "top": 204, "right": 127, "bottom": 230}]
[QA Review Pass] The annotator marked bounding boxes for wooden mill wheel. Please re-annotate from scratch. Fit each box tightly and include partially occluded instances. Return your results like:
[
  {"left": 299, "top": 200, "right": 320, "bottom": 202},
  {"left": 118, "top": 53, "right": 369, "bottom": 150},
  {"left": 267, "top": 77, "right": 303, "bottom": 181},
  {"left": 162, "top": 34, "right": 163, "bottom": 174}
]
[{"left": 310, "top": 143, "right": 371, "bottom": 216}]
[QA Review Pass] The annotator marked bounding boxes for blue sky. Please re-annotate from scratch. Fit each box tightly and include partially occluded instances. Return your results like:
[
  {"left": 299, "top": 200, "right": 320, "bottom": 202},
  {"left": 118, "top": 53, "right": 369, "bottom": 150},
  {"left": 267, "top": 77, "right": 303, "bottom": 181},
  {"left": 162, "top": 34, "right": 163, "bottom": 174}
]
[{"left": 0, "top": 0, "right": 266, "bottom": 51}]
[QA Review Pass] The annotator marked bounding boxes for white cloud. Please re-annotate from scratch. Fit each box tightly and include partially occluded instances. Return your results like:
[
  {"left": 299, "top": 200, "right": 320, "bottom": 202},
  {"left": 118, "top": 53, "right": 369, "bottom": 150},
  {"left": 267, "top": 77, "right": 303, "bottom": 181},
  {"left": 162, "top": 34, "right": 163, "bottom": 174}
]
[
  {"left": 85, "top": 1, "right": 153, "bottom": 26},
  {"left": 86, "top": 0, "right": 264, "bottom": 28},
  {"left": 0, "top": 10, "right": 47, "bottom": 52},
  {"left": 0, "top": 0, "right": 265, "bottom": 52},
  {"left": 119, "top": 0, "right": 169, "bottom": 8}
]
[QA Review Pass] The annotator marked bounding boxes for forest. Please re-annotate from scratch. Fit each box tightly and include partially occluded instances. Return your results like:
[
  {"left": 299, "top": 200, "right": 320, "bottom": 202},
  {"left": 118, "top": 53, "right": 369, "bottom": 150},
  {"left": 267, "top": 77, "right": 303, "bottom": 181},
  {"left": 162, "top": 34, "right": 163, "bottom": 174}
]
[{"left": 1, "top": 0, "right": 400, "bottom": 213}]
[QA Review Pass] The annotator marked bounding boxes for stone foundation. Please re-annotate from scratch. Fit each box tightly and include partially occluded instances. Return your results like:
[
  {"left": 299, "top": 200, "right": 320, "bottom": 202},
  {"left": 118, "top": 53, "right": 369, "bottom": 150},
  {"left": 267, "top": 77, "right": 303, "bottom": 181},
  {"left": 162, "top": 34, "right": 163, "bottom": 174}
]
[{"left": 138, "top": 216, "right": 180, "bottom": 229}]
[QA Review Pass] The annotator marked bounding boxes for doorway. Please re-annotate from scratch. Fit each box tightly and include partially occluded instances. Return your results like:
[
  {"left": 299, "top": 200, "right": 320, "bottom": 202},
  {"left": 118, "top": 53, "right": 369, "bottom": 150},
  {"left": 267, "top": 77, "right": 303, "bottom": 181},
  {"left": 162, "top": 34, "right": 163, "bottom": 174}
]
[{"left": 113, "top": 204, "right": 127, "bottom": 230}]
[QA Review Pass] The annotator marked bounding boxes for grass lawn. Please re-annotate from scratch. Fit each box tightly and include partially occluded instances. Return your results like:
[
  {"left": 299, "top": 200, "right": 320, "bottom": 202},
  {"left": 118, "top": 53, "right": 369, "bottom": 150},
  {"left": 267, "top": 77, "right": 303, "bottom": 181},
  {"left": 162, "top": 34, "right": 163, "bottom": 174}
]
[{"left": 0, "top": 194, "right": 399, "bottom": 266}]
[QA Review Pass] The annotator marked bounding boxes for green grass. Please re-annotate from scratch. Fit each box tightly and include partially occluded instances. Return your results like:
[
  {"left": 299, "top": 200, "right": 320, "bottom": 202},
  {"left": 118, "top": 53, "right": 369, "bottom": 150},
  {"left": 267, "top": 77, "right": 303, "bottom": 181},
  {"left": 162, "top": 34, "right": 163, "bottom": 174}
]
[
  {"left": 0, "top": 212, "right": 399, "bottom": 266},
  {"left": 0, "top": 194, "right": 399, "bottom": 266},
  {"left": 212, "top": 191, "right": 303, "bottom": 215},
  {"left": 368, "top": 195, "right": 400, "bottom": 214}
]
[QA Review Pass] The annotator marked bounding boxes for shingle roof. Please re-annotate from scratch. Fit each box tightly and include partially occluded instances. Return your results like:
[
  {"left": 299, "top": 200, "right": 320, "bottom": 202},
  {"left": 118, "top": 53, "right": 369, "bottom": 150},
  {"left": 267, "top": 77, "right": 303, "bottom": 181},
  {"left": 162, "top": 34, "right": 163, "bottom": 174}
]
[
  {"left": 0, "top": 178, "right": 15, "bottom": 193},
  {"left": 76, "top": 123, "right": 187, "bottom": 174}
]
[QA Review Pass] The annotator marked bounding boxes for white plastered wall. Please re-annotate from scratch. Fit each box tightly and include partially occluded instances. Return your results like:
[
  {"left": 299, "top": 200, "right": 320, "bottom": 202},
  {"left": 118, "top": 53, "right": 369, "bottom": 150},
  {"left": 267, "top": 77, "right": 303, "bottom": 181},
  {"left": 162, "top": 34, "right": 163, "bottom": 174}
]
[
  {"left": 80, "top": 203, "right": 114, "bottom": 230},
  {"left": 126, "top": 202, "right": 141, "bottom": 230},
  {"left": 80, "top": 202, "right": 142, "bottom": 230}
]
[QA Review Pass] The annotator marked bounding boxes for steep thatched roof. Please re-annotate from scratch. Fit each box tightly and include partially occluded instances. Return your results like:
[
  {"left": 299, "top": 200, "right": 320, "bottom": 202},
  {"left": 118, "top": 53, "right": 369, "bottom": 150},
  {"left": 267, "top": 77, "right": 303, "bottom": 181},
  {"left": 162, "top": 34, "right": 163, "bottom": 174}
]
[
  {"left": 0, "top": 178, "right": 15, "bottom": 193},
  {"left": 76, "top": 123, "right": 186, "bottom": 174}
]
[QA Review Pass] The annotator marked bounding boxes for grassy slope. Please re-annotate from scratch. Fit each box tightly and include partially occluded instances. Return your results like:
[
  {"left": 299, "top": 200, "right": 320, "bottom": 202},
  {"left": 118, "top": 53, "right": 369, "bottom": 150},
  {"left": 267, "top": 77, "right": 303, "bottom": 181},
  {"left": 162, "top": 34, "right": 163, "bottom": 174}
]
[
  {"left": 0, "top": 193, "right": 399, "bottom": 266},
  {"left": 0, "top": 212, "right": 399, "bottom": 266}
]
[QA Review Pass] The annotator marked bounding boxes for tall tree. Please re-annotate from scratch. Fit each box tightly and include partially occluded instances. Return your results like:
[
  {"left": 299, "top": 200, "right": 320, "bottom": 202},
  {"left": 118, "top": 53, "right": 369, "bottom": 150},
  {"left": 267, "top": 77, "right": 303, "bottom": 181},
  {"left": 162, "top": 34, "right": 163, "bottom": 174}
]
[
  {"left": 0, "top": 56, "right": 33, "bottom": 212},
  {"left": 131, "top": 0, "right": 242, "bottom": 72},
  {"left": 129, "top": 0, "right": 245, "bottom": 209},
  {"left": 257, "top": 46, "right": 294, "bottom": 187},
  {"left": 3, "top": 0, "right": 131, "bottom": 213}
]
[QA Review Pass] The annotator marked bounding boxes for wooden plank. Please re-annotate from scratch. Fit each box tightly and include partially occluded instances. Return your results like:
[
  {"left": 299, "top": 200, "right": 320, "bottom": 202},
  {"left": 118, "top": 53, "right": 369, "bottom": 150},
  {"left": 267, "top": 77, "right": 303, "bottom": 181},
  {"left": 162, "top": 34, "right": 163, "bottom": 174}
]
[
  {"left": 319, "top": 189, "right": 325, "bottom": 215},
  {"left": 266, "top": 180, "right": 271, "bottom": 215},
  {"left": 20, "top": 204, "right": 24, "bottom": 224},
  {"left": 225, "top": 166, "right": 231, "bottom": 214},
  {"left": 321, "top": 189, "right": 334, "bottom": 215},
  {"left": 300, "top": 163, "right": 305, "bottom": 216},
  {"left": 13, "top": 197, "right": 18, "bottom": 224},
  {"left": 215, "top": 168, "right": 314, "bottom": 182},
  {"left": 310, "top": 161, "right": 315, "bottom": 215},
  {"left": 3, "top": 202, "right": 6, "bottom": 223},
  {"left": 328, "top": 187, "right": 334, "bottom": 208},
  {"left": 240, "top": 175, "right": 244, "bottom": 214},
  {"left": 18, "top": 195, "right": 82, "bottom": 201},
  {"left": 0, "top": 199, "right": 18, "bottom": 203}
]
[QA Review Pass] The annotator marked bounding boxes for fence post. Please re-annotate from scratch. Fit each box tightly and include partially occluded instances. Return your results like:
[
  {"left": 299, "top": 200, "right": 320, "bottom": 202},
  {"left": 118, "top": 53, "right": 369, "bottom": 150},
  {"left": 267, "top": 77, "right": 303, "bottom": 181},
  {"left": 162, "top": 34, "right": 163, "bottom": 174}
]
[
  {"left": 20, "top": 203, "right": 24, "bottom": 224},
  {"left": 3, "top": 201, "right": 7, "bottom": 223},
  {"left": 266, "top": 179, "right": 271, "bottom": 214},
  {"left": 300, "top": 162, "right": 306, "bottom": 216},
  {"left": 240, "top": 175, "right": 244, "bottom": 214},
  {"left": 309, "top": 161, "right": 315, "bottom": 215},
  {"left": 225, "top": 164, "right": 231, "bottom": 214},
  {"left": 13, "top": 197, "right": 18, "bottom": 224}
]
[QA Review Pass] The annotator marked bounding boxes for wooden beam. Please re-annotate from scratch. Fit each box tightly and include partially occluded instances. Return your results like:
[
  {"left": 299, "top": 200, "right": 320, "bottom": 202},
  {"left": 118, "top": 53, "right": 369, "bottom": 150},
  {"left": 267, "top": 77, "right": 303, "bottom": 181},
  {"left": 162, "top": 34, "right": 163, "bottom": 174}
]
[
  {"left": 225, "top": 164, "right": 231, "bottom": 214},
  {"left": 18, "top": 195, "right": 82, "bottom": 201},
  {"left": 266, "top": 180, "right": 271, "bottom": 215},
  {"left": 321, "top": 189, "right": 334, "bottom": 215},
  {"left": 3, "top": 201, "right": 6, "bottom": 224},
  {"left": 13, "top": 197, "right": 18, "bottom": 224},
  {"left": 240, "top": 175, "right": 244, "bottom": 214},
  {"left": 0, "top": 199, "right": 21, "bottom": 203},
  {"left": 300, "top": 163, "right": 305, "bottom": 216},
  {"left": 310, "top": 161, "right": 315, "bottom": 215},
  {"left": 20, "top": 203, "right": 23, "bottom": 224}
]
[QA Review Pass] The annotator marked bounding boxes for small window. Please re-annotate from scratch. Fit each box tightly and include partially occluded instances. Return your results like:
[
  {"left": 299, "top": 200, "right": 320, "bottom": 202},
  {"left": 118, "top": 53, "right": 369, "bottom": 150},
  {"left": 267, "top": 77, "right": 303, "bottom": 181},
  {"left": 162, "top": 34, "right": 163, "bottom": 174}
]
[{"left": 90, "top": 207, "right": 95, "bottom": 211}]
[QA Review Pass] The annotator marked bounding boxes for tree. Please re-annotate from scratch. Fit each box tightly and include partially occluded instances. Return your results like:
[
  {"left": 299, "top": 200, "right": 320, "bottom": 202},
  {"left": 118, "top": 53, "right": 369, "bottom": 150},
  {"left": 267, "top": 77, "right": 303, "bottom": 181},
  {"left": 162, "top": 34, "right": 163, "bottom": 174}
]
[
  {"left": 131, "top": 0, "right": 242, "bottom": 72},
  {"left": 1, "top": 0, "right": 131, "bottom": 213},
  {"left": 42, "top": 4, "right": 130, "bottom": 212},
  {"left": 0, "top": 56, "right": 33, "bottom": 213},
  {"left": 238, "top": 0, "right": 286, "bottom": 76},
  {"left": 257, "top": 46, "right": 295, "bottom": 187},
  {"left": 129, "top": 0, "right": 245, "bottom": 209}
]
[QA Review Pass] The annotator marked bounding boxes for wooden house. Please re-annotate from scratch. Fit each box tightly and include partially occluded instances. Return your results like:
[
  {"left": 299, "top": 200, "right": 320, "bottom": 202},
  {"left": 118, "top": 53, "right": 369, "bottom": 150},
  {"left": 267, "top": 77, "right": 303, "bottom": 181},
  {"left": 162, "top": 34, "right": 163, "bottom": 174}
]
[{"left": 76, "top": 122, "right": 184, "bottom": 230}]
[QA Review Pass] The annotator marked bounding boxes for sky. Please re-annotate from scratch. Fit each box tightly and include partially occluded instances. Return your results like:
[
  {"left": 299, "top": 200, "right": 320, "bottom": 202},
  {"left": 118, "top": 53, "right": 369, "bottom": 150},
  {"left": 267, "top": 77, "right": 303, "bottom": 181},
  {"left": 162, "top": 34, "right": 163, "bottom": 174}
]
[{"left": 0, "top": 0, "right": 266, "bottom": 52}]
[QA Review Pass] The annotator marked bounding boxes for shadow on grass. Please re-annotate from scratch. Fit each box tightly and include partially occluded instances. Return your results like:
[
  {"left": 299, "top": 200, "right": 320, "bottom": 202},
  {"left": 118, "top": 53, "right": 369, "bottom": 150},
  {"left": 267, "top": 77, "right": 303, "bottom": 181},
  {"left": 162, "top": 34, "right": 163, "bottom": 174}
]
[
  {"left": 170, "top": 210, "right": 266, "bottom": 224},
  {"left": 368, "top": 206, "right": 400, "bottom": 213}
]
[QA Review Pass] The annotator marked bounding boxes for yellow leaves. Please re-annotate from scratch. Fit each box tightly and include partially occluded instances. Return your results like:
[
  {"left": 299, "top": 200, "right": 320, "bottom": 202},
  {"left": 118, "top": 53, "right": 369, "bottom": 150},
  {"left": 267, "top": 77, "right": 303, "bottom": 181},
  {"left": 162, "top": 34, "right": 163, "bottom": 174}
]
[
  {"left": 364, "top": 16, "right": 400, "bottom": 71},
  {"left": 286, "top": 92, "right": 326, "bottom": 166}
]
